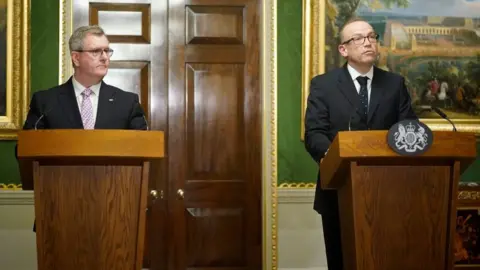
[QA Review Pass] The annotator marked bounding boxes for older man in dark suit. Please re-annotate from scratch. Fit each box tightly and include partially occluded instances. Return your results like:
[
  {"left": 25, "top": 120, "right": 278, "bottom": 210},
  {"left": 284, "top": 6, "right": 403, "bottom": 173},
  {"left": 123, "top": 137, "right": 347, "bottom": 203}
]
[
  {"left": 19, "top": 25, "right": 148, "bottom": 232},
  {"left": 23, "top": 25, "right": 147, "bottom": 130},
  {"left": 304, "top": 18, "right": 417, "bottom": 269}
]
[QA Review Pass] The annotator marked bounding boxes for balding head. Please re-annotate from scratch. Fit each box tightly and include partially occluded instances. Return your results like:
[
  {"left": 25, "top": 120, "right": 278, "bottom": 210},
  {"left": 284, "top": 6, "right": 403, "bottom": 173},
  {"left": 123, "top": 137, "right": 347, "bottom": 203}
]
[{"left": 337, "top": 18, "right": 379, "bottom": 73}]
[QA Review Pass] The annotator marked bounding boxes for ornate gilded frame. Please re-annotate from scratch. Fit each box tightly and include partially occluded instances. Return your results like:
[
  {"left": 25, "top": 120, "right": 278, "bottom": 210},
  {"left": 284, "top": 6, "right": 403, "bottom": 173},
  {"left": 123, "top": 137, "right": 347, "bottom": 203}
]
[
  {"left": 301, "top": 0, "right": 480, "bottom": 140},
  {"left": 300, "top": 0, "right": 325, "bottom": 141},
  {"left": 455, "top": 184, "right": 480, "bottom": 267},
  {"left": 261, "top": 0, "right": 278, "bottom": 268},
  {"left": 58, "top": 0, "right": 278, "bottom": 269},
  {"left": 0, "top": 0, "right": 30, "bottom": 140},
  {"left": 58, "top": 0, "right": 73, "bottom": 83}
]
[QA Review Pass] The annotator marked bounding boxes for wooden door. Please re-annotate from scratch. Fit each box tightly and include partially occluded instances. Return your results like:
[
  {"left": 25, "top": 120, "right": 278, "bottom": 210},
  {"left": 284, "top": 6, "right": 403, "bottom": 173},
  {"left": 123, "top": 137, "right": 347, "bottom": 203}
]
[
  {"left": 167, "top": 0, "right": 262, "bottom": 269},
  {"left": 66, "top": 0, "right": 261, "bottom": 269},
  {"left": 69, "top": 1, "right": 169, "bottom": 269}
]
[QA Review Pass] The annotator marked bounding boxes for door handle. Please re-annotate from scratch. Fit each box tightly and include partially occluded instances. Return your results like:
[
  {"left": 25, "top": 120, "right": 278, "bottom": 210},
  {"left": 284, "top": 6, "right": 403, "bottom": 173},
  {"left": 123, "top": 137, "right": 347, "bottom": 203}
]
[
  {"left": 146, "top": 189, "right": 163, "bottom": 212},
  {"left": 150, "top": 189, "right": 164, "bottom": 201},
  {"left": 177, "top": 189, "right": 184, "bottom": 199}
]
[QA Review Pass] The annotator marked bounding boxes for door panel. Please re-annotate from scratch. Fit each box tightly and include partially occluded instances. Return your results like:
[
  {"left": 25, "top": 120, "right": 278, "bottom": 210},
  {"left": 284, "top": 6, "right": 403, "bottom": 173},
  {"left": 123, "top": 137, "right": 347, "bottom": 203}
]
[
  {"left": 169, "top": 0, "right": 261, "bottom": 269},
  {"left": 69, "top": 0, "right": 260, "bottom": 269},
  {"left": 71, "top": 1, "right": 168, "bottom": 269}
]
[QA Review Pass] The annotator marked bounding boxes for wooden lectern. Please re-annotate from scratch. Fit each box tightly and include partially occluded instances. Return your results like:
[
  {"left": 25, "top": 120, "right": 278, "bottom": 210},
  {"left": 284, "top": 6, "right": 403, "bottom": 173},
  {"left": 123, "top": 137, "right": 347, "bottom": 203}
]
[
  {"left": 320, "top": 131, "right": 477, "bottom": 270},
  {"left": 17, "top": 130, "right": 164, "bottom": 270}
]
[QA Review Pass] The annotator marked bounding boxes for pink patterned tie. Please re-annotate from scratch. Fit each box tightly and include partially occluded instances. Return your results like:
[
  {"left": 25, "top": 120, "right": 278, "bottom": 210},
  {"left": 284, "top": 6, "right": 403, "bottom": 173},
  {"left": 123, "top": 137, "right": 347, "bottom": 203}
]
[{"left": 80, "top": 88, "right": 94, "bottom": 129}]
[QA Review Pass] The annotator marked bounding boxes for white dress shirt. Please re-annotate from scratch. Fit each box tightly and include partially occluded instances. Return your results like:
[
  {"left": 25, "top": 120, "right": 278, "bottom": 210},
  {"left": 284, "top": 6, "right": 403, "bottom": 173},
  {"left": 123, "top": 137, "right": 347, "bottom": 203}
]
[
  {"left": 347, "top": 64, "right": 374, "bottom": 103},
  {"left": 72, "top": 75, "right": 101, "bottom": 126}
]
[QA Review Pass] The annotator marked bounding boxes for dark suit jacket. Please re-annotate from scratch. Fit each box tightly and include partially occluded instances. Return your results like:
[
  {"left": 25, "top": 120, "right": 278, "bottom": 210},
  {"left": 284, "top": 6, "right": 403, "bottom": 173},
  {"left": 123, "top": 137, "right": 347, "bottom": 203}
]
[
  {"left": 23, "top": 77, "right": 147, "bottom": 130},
  {"left": 304, "top": 64, "right": 417, "bottom": 214},
  {"left": 18, "top": 76, "right": 148, "bottom": 186},
  {"left": 18, "top": 77, "right": 148, "bottom": 232}
]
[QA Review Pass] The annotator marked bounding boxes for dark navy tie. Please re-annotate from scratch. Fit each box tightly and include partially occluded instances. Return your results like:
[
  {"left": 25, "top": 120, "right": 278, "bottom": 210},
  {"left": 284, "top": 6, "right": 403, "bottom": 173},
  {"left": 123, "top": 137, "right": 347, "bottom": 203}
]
[{"left": 357, "top": 76, "right": 369, "bottom": 119}]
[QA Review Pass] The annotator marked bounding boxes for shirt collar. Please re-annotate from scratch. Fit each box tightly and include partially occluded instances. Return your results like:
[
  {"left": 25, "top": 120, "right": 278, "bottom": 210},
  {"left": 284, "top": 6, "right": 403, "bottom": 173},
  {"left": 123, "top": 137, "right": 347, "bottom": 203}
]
[
  {"left": 347, "top": 64, "right": 374, "bottom": 83},
  {"left": 72, "top": 75, "right": 102, "bottom": 97}
]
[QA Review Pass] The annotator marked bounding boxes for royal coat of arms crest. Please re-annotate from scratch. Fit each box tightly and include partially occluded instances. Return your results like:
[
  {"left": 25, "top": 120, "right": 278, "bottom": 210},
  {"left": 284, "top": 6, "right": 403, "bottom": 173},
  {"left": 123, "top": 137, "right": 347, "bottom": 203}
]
[{"left": 387, "top": 120, "right": 433, "bottom": 156}]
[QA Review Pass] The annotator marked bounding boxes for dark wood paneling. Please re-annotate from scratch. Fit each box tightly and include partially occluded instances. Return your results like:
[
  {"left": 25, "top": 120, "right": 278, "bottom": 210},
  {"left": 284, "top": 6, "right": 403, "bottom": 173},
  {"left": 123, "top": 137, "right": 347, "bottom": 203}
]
[
  {"left": 185, "top": 45, "right": 245, "bottom": 63},
  {"left": 340, "top": 163, "right": 452, "bottom": 270},
  {"left": 34, "top": 163, "right": 145, "bottom": 270},
  {"left": 186, "top": 63, "right": 244, "bottom": 180},
  {"left": 186, "top": 6, "right": 244, "bottom": 44},
  {"left": 186, "top": 208, "right": 245, "bottom": 266},
  {"left": 146, "top": 0, "right": 169, "bottom": 269},
  {"left": 109, "top": 61, "right": 150, "bottom": 120},
  {"left": 185, "top": 181, "right": 245, "bottom": 207},
  {"left": 89, "top": 3, "right": 151, "bottom": 43},
  {"left": 168, "top": 0, "right": 261, "bottom": 269}
]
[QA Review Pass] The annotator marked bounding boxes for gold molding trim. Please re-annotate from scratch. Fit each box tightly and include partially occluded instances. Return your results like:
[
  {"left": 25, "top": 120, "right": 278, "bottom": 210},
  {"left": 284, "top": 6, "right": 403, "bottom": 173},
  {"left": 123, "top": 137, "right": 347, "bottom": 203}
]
[
  {"left": 58, "top": 0, "right": 73, "bottom": 84},
  {"left": 0, "top": 0, "right": 30, "bottom": 140},
  {"left": 300, "top": 0, "right": 325, "bottom": 141},
  {"left": 262, "top": 0, "right": 278, "bottom": 268},
  {"left": 279, "top": 182, "right": 316, "bottom": 188},
  {"left": 0, "top": 183, "right": 22, "bottom": 190},
  {"left": 278, "top": 183, "right": 480, "bottom": 201},
  {"left": 458, "top": 191, "right": 480, "bottom": 200}
]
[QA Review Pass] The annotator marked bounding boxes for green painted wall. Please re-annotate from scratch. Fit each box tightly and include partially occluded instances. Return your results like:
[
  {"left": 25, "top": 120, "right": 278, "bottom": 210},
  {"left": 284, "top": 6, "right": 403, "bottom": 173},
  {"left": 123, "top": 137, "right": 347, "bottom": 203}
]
[
  {"left": 276, "top": 0, "right": 480, "bottom": 184},
  {"left": 0, "top": 0, "right": 58, "bottom": 185},
  {"left": 277, "top": 0, "right": 318, "bottom": 184}
]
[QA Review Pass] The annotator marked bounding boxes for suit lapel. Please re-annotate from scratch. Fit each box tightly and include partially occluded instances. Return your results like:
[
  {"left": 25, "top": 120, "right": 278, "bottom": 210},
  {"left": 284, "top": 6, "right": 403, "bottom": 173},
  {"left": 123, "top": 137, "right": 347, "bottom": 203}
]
[
  {"left": 94, "top": 82, "right": 116, "bottom": 129},
  {"left": 367, "top": 67, "right": 386, "bottom": 123},
  {"left": 338, "top": 65, "right": 362, "bottom": 115},
  {"left": 58, "top": 78, "right": 83, "bottom": 128}
]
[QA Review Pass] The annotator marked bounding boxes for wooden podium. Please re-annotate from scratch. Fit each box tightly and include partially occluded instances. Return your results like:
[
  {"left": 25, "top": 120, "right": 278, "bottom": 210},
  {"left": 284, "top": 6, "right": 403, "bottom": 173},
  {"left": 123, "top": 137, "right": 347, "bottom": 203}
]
[
  {"left": 17, "top": 130, "right": 164, "bottom": 270},
  {"left": 320, "top": 130, "right": 477, "bottom": 270}
]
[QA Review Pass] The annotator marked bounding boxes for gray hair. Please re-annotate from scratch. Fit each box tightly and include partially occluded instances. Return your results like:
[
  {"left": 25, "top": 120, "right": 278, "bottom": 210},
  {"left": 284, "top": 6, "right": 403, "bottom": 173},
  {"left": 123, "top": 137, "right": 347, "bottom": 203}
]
[{"left": 69, "top": 25, "right": 107, "bottom": 52}]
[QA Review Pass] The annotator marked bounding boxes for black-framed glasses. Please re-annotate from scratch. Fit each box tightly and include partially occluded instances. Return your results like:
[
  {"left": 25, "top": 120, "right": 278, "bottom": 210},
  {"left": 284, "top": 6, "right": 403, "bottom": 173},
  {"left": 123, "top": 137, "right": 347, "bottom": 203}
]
[
  {"left": 342, "top": 33, "right": 379, "bottom": 45},
  {"left": 75, "top": 48, "right": 114, "bottom": 58}
]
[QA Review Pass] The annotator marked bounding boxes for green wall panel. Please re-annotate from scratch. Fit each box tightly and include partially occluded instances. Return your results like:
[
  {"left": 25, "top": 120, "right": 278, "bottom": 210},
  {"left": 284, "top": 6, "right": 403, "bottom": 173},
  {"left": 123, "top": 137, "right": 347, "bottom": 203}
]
[
  {"left": 277, "top": 0, "right": 318, "bottom": 184},
  {"left": 0, "top": 0, "right": 58, "bottom": 185},
  {"left": 276, "top": 0, "right": 479, "bottom": 184},
  {"left": 460, "top": 142, "right": 480, "bottom": 182}
]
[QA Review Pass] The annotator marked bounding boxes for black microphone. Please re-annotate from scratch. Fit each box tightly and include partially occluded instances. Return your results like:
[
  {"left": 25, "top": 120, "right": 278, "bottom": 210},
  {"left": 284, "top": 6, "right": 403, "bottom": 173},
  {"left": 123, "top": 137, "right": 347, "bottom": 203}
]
[
  {"left": 134, "top": 99, "right": 149, "bottom": 130},
  {"left": 348, "top": 108, "right": 367, "bottom": 131},
  {"left": 142, "top": 114, "right": 149, "bottom": 131},
  {"left": 34, "top": 108, "right": 52, "bottom": 130},
  {"left": 431, "top": 106, "right": 457, "bottom": 132}
]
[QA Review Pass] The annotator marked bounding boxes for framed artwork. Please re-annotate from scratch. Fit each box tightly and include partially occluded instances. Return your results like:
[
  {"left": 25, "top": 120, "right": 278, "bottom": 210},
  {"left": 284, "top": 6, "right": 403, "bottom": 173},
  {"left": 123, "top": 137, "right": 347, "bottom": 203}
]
[
  {"left": 456, "top": 183, "right": 480, "bottom": 268},
  {"left": 0, "top": 0, "right": 30, "bottom": 140},
  {"left": 301, "top": 0, "right": 480, "bottom": 139}
]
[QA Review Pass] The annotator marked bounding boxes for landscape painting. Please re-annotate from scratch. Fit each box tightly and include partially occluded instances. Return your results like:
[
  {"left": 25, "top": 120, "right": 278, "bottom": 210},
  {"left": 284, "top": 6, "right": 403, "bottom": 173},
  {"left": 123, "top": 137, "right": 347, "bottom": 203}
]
[
  {"left": 302, "top": 0, "right": 480, "bottom": 135},
  {"left": 455, "top": 208, "right": 480, "bottom": 266}
]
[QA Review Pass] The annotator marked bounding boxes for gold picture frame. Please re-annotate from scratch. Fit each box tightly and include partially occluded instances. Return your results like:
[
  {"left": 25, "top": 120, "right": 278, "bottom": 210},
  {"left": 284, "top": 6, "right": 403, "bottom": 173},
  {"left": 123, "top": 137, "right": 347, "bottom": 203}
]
[
  {"left": 0, "top": 0, "right": 30, "bottom": 140},
  {"left": 301, "top": 0, "right": 325, "bottom": 141},
  {"left": 301, "top": 0, "right": 480, "bottom": 140},
  {"left": 455, "top": 184, "right": 480, "bottom": 268}
]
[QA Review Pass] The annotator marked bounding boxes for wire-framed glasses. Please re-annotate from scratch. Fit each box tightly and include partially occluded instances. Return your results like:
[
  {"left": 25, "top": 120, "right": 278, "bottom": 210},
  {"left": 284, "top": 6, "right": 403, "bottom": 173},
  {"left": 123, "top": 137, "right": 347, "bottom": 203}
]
[
  {"left": 342, "top": 33, "right": 379, "bottom": 45},
  {"left": 75, "top": 48, "right": 114, "bottom": 58}
]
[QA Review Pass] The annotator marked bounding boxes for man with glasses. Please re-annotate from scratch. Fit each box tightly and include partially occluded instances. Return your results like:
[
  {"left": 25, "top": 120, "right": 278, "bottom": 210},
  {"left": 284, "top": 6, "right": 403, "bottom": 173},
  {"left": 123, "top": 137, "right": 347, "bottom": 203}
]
[
  {"left": 304, "top": 18, "right": 417, "bottom": 269},
  {"left": 18, "top": 26, "right": 148, "bottom": 231},
  {"left": 22, "top": 25, "right": 147, "bottom": 130}
]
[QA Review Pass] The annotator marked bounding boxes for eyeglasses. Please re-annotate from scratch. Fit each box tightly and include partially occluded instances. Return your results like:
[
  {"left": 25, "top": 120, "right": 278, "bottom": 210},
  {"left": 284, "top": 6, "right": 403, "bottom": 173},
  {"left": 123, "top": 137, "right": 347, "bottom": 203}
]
[
  {"left": 75, "top": 48, "right": 114, "bottom": 58},
  {"left": 342, "top": 33, "right": 379, "bottom": 45}
]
